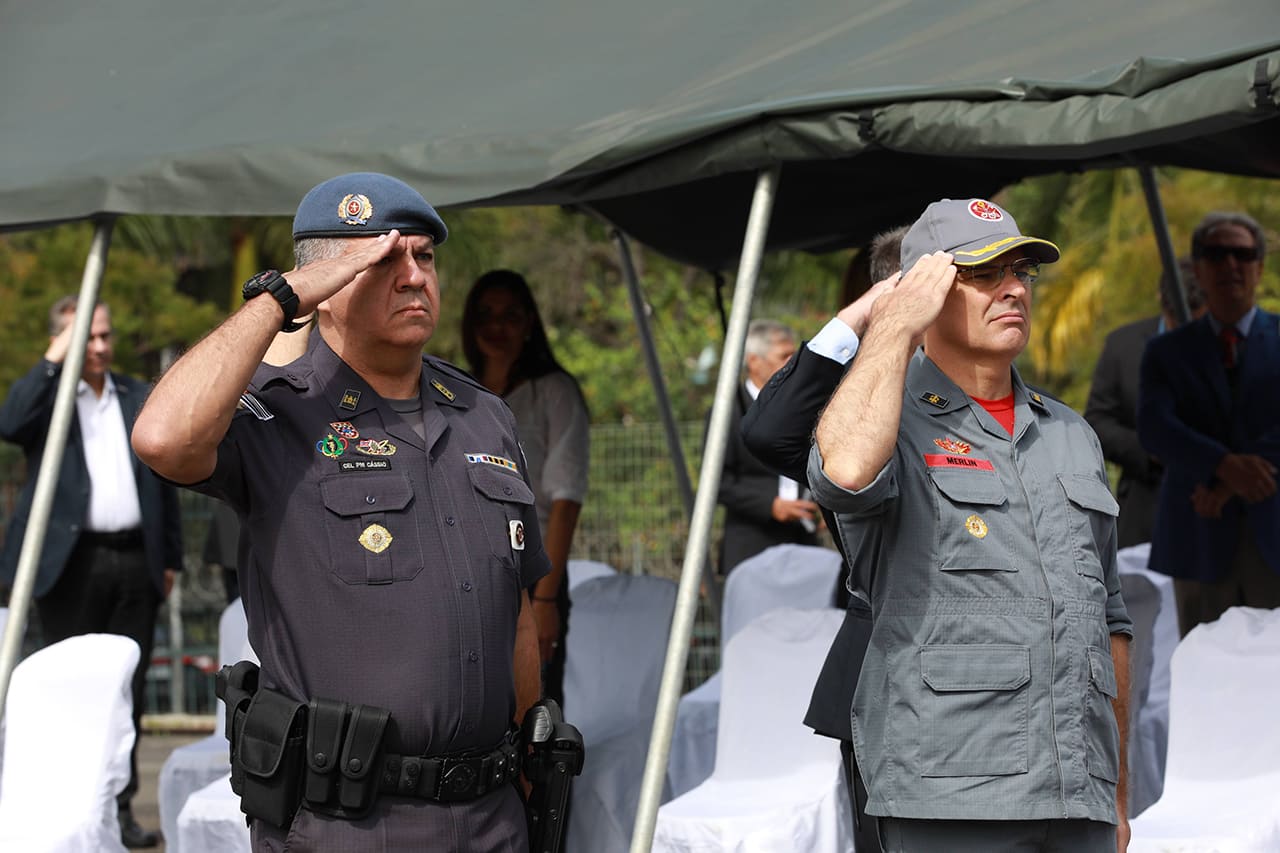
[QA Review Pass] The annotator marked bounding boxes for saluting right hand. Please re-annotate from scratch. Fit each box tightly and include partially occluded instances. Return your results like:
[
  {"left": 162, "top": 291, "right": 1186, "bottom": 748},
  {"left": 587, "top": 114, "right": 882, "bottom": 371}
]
[
  {"left": 43, "top": 315, "right": 77, "bottom": 364},
  {"left": 865, "top": 251, "right": 956, "bottom": 347},
  {"left": 283, "top": 229, "right": 404, "bottom": 315}
]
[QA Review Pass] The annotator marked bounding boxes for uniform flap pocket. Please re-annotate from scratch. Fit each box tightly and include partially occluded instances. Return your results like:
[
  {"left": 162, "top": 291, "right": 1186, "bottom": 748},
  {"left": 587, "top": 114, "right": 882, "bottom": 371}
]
[
  {"left": 320, "top": 473, "right": 413, "bottom": 517},
  {"left": 468, "top": 464, "right": 535, "bottom": 505},
  {"left": 239, "top": 688, "right": 307, "bottom": 778},
  {"left": 929, "top": 468, "right": 1007, "bottom": 506},
  {"left": 1058, "top": 474, "right": 1119, "bottom": 516},
  {"left": 921, "top": 644, "right": 1030, "bottom": 692},
  {"left": 1088, "top": 647, "right": 1118, "bottom": 698}
]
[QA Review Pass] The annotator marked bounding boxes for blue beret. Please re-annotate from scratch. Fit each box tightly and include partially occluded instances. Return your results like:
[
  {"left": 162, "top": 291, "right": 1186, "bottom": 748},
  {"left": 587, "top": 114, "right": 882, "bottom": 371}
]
[{"left": 292, "top": 172, "right": 448, "bottom": 244}]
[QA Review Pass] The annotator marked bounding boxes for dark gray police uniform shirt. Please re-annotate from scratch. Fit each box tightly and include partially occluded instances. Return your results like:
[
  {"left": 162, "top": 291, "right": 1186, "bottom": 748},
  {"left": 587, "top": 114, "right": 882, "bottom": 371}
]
[
  {"left": 187, "top": 333, "right": 550, "bottom": 759},
  {"left": 808, "top": 352, "right": 1132, "bottom": 825}
]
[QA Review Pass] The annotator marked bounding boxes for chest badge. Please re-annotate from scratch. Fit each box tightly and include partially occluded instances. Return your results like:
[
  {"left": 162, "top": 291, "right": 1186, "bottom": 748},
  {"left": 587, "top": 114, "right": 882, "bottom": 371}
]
[
  {"left": 465, "top": 452, "right": 520, "bottom": 473},
  {"left": 317, "top": 433, "right": 348, "bottom": 458},
  {"left": 964, "top": 514, "right": 989, "bottom": 539},
  {"left": 330, "top": 421, "right": 359, "bottom": 440},
  {"left": 934, "top": 437, "right": 971, "bottom": 454},
  {"left": 509, "top": 519, "right": 526, "bottom": 551},
  {"left": 359, "top": 523, "right": 393, "bottom": 554},
  {"left": 356, "top": 438, "right": 398, "bottom": 456}
]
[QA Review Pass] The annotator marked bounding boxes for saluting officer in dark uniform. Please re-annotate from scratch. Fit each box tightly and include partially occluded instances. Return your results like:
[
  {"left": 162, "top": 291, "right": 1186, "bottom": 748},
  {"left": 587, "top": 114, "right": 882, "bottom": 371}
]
[{"left": 134, "top": 173, "right": 547, "bottom": 852}]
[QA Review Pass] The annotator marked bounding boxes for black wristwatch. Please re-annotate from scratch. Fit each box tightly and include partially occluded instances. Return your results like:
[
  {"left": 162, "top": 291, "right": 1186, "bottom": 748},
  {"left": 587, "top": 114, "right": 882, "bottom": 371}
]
[{"left": 242, "top": 270, "right": 306, "bottom": 333}]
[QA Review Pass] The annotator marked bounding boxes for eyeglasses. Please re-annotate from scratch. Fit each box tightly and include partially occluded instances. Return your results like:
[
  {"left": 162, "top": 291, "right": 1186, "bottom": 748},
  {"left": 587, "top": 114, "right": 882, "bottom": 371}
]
[
  {"left": 955, "top": 258, "right": 1040, "bottom": 289},
  {"left": 1198, "top": 245, "right": 1261, "bottom": 264}
]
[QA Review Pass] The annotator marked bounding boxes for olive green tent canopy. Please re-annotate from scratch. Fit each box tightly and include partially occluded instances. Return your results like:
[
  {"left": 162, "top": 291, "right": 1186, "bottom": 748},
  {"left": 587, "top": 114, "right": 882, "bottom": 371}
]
[{"left": 1, "top": 0, "right": 1277, "bottom": 267}]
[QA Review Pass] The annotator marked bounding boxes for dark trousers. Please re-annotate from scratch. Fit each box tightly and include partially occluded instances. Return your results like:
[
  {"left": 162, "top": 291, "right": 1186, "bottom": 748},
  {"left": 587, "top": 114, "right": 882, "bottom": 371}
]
[
  {"left": 841, "top": 740, "right": 880, "bottom": 852},
  {"left": 877, "top": 817, "right": 1115, "bottom": 852},
  {"left": 36, "top": 533, "right": 159, "bottom": 810},
  {"left": 1174, "top": 520, "right": 1280, "bottom": 637}
]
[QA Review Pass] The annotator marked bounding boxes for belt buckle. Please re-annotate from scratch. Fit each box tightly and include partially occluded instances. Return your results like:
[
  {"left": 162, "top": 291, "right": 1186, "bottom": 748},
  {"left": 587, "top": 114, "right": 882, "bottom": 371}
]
[{"left": 436, "top": 758, "right": 478, "bottom": 802}]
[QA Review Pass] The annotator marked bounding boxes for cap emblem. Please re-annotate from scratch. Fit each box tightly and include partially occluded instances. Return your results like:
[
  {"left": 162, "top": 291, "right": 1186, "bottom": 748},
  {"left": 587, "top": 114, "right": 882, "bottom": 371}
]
[
  {"left": 968, "top": 200, "right": 1004, "bottom": 222},
  {"left": 339, "top": 193, "right": 374, "bottom": 226}
]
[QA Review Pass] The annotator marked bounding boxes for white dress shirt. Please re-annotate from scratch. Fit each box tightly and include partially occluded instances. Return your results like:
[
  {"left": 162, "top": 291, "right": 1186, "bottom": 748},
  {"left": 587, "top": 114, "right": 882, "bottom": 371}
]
[{"left": 76, "top": 374, "right": 143, "bottom": 532}]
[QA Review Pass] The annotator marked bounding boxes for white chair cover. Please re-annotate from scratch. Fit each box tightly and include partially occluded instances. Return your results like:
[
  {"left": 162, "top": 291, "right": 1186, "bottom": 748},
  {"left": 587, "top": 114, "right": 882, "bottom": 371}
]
[
  {"left": 567, "top": 559, "right": 617, "bottom": 590},
  {"left": 158, "top": 598, "right": 253, "bottom": 851},
  {"left": 1117, "top": 542, "right": 1180, "bottom": 817},
  {"left": 0, "top": 633, "right": 139, "bottom": 853},
  {"left": 0, "top": 607, "right": 8, "bottom": 794},
  {"left": 667, "top": 545, "right": 841, "bottom": 799},
  {"left": 656, "top": 608, "right": 851, "bottom": 853},
  {"left": 175, "top": 772, "right": 251, "bottom": 853},
  {"left": 1130, "top": 607, "right": 1280, "bottom": 852},
  {"left": 563, "top": 573, "right": 677, "bottom": 853}
]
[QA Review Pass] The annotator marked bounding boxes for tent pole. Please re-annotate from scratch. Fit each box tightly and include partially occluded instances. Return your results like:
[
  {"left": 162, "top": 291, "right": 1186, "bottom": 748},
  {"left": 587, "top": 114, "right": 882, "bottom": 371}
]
[
  {"left": 611, "top": 229, "right": 720, "bottom": 623},
  {"left": 629, "top": 166, "right": 780, "bottom": 853},
  {"left": 1137, "top": 165, "right": 1191, "bottom": 325},
  {"left": 0, "top": 217, "right": 116, "bottom": 719},
  {"left": 612, "top": 229, "right": 698, "bottom": 518}
]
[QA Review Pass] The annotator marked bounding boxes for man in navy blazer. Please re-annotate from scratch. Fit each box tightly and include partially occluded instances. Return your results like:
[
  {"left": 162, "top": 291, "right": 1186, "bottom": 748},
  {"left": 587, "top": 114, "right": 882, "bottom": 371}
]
[
  {"left": 0, "top": 297, "right": 182, "bottom": 848},
  {"left": 1137, "top": 211, "right": 1280, "bottom": 636}
]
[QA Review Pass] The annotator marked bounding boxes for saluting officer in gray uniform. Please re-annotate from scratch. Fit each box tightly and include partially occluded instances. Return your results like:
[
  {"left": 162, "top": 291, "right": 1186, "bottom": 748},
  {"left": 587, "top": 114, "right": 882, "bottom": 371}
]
[
  {"left": 134, "top": 173, "right": 547, "bottom": 852},
  {"left": 809, "top": 199, "right": 1133, "bottom": 853}
]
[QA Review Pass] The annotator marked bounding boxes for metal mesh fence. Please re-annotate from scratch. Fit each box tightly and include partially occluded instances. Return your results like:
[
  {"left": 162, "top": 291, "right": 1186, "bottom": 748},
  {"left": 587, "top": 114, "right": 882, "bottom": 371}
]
[{"left": 1, "top": 421, "right": 726, "bottom": 713}]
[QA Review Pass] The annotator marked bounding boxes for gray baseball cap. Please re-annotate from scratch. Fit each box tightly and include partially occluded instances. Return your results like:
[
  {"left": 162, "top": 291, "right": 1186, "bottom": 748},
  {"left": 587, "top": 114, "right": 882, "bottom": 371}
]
[{"left": 900, "top": 198, "right": 1059, "bottom": 272}]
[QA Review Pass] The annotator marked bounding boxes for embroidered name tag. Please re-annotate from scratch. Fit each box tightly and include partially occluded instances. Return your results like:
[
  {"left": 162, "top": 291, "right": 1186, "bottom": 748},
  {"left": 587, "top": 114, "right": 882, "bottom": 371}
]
[
  {"left": 340, "top": 459, "right": 391, "bottom": 472},
  {"left": 923, "top": 454, "right": 994, "bottom": 471}
]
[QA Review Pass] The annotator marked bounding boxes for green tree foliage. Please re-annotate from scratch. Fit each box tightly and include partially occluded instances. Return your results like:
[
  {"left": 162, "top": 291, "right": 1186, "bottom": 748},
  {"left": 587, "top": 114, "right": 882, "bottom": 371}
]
[{"left": 0, "top": 222, "right": 222, "bottom": 391}]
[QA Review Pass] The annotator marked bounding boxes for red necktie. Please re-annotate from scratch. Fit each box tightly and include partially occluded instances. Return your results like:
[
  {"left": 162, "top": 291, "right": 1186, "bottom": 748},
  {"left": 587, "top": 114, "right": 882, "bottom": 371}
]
[{"left": 1220, "top": 325, "right": 1241, "bottom": 369}]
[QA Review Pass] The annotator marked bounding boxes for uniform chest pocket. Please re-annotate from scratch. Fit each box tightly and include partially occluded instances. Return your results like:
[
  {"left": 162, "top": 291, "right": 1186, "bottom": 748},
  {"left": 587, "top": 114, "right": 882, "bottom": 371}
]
[
  {"left": 929, "top": 468, "right": 1015, "bottom": 573},
  {"left": 320, "top": 473, "right": 424, "bottom": 585},
  {"left": 467, "top": 465, "right": 536, "bottom": 562},
  {"left": 1057, "top": 474, "right": 1119, "bottom": 584}
]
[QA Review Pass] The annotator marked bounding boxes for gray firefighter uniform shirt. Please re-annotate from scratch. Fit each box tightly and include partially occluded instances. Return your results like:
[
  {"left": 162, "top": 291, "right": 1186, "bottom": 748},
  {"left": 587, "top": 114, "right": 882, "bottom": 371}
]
[
  {"left": 808, "top": 351, "right": 1131, "bottom": 824},
  {"left": 187, "top": 333, "right": 549, "bottom": 760}
]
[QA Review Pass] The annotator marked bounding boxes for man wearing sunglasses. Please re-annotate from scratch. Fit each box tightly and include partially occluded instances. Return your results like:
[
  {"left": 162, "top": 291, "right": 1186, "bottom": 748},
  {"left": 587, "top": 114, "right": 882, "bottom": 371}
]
[
  {"left": 809, "top": 199, "right": 1133, "bottom": 852},
  {"left": 1138, "top": 211, "right": 1280, "bottom": 636}
]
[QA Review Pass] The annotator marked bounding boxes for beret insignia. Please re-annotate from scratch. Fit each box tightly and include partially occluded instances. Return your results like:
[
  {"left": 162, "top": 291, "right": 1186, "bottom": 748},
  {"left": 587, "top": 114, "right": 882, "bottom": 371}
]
[{"left": 339, "top": 193, "right": 374, "bottom": 226}]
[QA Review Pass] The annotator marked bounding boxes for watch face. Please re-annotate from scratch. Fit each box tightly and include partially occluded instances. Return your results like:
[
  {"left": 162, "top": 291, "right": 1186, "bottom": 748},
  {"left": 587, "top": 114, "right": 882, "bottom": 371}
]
[{"left": 243, "top": 270, "right": 277, "bottom": 299}]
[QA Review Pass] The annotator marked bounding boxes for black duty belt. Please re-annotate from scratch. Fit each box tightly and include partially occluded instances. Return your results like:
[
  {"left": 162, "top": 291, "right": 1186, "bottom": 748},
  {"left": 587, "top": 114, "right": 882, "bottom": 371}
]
[
  {"left": 378, "top": 732, "right": 523, "bottom": 803},
  {"left": 81, "top": 529, "right": 144, "bottom": 548}
]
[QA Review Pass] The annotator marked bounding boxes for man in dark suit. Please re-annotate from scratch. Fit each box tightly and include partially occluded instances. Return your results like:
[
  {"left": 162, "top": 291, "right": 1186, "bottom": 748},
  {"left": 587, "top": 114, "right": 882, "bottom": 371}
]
[
  {"left": 0, "top": 297, "right": 183, "bottom": 848},
  {"left": 716, "top": 319, "right": 819, "bottom": 574},
  {"left": 1085, "top": 260, "right": 1204, "bottom": 547},
  {"left": 741, "top": 226, "right": 906, "bottom": 853},
  {"left": 1138, "top": 211, "right": 1280, "bottom": 636}
]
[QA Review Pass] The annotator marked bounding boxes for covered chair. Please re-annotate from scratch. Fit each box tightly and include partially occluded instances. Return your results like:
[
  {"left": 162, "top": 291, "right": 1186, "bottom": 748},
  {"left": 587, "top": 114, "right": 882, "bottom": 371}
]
[
  {"left": 655, "top": 607, "right": 850, "bottom": 853},
  {"left": 563, "top": 573, "right": 677, "bottom": 853},
  {"left": 0, "top": 633, "right": 139, "bottom": 852},
  {"left": 567, "top": 558, "right": 617, "bottom": 591},
  {"left": 157, "top": 598, "right": 255, "bottom": 851},
  {"left": 1129, "top": 607, "right": 1280, "bottom": 852},
  {"left": 667, "top": 544, "right": 841, "bottom": 799},
  {"left": 175, "top": 772, "right": 251, "bottom": 853}
]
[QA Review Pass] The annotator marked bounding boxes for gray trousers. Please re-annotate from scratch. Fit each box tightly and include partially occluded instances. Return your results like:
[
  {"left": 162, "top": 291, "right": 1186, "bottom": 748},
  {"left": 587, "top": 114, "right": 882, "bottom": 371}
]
[{"left": 877, "top": 818, "right": 1115, "bottom": 852}]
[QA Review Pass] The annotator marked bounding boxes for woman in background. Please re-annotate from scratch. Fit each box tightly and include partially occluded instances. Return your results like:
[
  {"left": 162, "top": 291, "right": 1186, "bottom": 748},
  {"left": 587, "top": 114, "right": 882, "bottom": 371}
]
[{"left": 462, "top": 270, "right": 589, "bottom": 706}]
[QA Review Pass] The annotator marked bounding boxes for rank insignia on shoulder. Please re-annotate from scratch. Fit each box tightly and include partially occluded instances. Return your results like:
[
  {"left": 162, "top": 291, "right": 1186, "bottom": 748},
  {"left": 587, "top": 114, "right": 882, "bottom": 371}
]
[
  {"left": 920, "top": 392, "right": 949, "bottom": 408},
  {"left": 330, "top": 421, "right": 359, "bottom": 440},
  {"left": 965, "top": 514, "right": 989, "bottom": 539},
  {"left": 236, "top": 392, "right": 274, "bottom": 421},
  {"left": 339, "top": 389, "right": 362, "bottom": 411},
  {"left": 359, "top": 523, "right": 393, "bottom": 554},
  {"left": 509, "top": 519, "right": 525, "bottom": 551},
  {"left": 356, "top": 438, "right": 397, "bottom": 456},
  {"left": 465, "top": 452, "right": 519, "bottom": 473},
  {"left": 933, "top": 437, "right": 971, "bottom": 454},
  {"left": 317, "top": 433, "right": 348, "bottom": 458},
  {"left": 430, "top": 378, "right": 455, "bottom": 402}
]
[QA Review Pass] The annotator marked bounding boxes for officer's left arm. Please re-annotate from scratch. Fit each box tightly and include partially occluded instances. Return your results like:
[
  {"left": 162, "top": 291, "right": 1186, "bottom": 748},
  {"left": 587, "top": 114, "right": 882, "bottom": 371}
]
[
  {"left": 1110, "top": 633, "right": 1131, "bottom": 853},
  {"left": 514, "top": 589, "right": 541, "bottom": 724}
]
